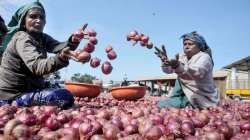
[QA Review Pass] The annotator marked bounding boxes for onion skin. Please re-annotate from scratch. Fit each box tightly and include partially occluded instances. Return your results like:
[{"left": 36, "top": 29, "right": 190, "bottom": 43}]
[
  {"left": 101, "top": 61, "right": 113, "bottom": 75},
  {"left": 181, "top": 121, "right": 195, "bottom": 136},
  {"left": 204, "top": 131, "right": 224, "bottom": 140},
  {"left": 4, "top": 119, "right": 21, "bottom": 136},
  {"left": 90, "top": 135, "right": 106, "bottom": 140},
  {"left": 42, "top": 131, "right": 60, "bottom": 140},
  {"left": 12, "top": 124, "right": 30, "bottom": 138},
  {"left": 0, "top": 135, "right": 15, "bottom": 140},
  {"left": 103, "top": 123, "right": 119, "bottom": 140},
  {"left": 107, "top": 50, "right": 117, "bottom": 60},
  {"left": 16, "top": 112, "right": 37, "bottom": 126},
  {"left": 89, "top": 37, "right": 98, "bottom": 45},
  {"left": 90, "top": 57, "right": 101, "bottom": 68},
  {"left": 124, "top": 124, "right": 138, "bottom": 135},
  {"left": 45, "top": 117, "right": 61, "bottom": 130},
  {"left": 146, "top": 42, "right": 153, "bottom": 49},
  {"left": 144, "top": 126, "right": 163, "bottom": 140},
  {"left": 105, "top": 45, "right": 113, "bottom": 53},
  {"left": 83, "top": 42, "right": 95, "bottom": 53},
  {"left": 140, "top": 35, "right": 149, "bottom": 44}
]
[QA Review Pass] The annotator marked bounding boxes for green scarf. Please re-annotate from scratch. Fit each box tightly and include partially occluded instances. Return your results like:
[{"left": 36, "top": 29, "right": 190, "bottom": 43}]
[{"left": 2, "top": 1, "right": 45, "bottom": 51}]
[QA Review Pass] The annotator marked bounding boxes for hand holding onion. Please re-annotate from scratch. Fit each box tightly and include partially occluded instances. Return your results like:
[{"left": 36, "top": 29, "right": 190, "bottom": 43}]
[{"left": 71, "top": 23, "right": 88, "bottom": 43}]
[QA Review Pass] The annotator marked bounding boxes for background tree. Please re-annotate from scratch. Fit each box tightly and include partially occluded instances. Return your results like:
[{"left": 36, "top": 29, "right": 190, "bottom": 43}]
[{"left": 71, "top": 73, "right": 97, "bottom": 83}]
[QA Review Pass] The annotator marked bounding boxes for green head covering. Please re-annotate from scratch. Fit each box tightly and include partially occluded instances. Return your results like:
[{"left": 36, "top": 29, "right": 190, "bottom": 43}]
[{"left": 1, "top": 1, "right": 45, "bottom": 51}]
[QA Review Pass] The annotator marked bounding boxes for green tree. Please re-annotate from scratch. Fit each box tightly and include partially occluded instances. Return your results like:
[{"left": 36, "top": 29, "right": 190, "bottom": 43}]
[{"left": 71, "top": 73, "right": 96, "bottom": 83}]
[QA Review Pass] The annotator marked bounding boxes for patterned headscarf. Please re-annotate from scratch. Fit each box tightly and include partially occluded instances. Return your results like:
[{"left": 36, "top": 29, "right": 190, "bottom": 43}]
[
  {"left": 2, "top": 1, "right": 45, "bottom": 51},
  {"left": 180, "top": 31, "right": 213, "bottom": 65}
]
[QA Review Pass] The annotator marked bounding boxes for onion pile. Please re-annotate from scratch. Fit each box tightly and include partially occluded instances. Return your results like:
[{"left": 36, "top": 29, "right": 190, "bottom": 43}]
[{"left": 0, "top": 98, "right": 250, "bottom": 139}]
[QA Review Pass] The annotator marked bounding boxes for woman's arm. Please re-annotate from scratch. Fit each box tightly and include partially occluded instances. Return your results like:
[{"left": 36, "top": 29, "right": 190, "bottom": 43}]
[
  {"left": 16, "top": 33, "right": 69, "bottom": 76},
  {"left": 44, "top": 33, "right": 79, "bottom": 53}
]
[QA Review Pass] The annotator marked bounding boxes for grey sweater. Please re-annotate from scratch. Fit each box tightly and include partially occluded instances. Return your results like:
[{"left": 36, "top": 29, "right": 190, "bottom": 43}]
[
  {"left": 162, "top": 51, "right": 219, "bottom": 109},
  {"left": 0, "top": 31, "right": 78, "bottom": 99}
]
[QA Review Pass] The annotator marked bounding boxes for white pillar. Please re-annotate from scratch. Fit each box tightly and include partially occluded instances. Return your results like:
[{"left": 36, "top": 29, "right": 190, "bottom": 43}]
[
  {"left": 231, "top": 67, "right": 237, "bottom": 89},
  {"left": 248, "top": 70, "right": 250, "bottom": 88}
]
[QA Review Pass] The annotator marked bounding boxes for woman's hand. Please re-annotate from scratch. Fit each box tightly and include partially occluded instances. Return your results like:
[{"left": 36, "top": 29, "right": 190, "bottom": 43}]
[
  {"left": 71, "top": 23, "right": 88, "bottom": 43},
  {"left": 59, "top": 47, "right": 78, "bottom": 61},
  {"left": 154, "top": 45, "right": 180, "bottom": 69},
  {"left": 154, "top": 45, "right": 169, "bottom": 66},
  {"left": 169, "top": 54, "right": 180, "bottom": 69}
]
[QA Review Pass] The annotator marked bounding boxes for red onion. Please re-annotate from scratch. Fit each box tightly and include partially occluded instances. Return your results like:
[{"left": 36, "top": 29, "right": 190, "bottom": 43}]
[
  {"left": 150, "top": 114, "right": 163, "bottom": 125},
  {"left": 90, "top": 57, "right": 101, "bottom": 68},
  {"left": 42, "top": 131, "right": 60, "bottom": 140},
  {"left": 127, "top": 31, "right": 138, "bottom": 38},
  {"left": 131, "top": 109, "right": 144, "bottom": 118},
  {"left": 146, "top": 42, "right": 153, "bottom": 49},
  {"left": 184, "top": 135, "right": 199, "bottom": 140},
  {"left": 218, "top": 124, "right": 233, "bottom": 139},
  {"left": 101, "top": 61, "right": 113, "bottom": 75},
  {"left": 124, "top": 124, "right": 138, "bottom": 134},
  {"left": 166, "top": 121, "right": 181, "bottom": 136},
  {"left": 105, "top": 45, "right": 113, "bottom": 53},
  {"left": 59, "top": 135, "right": 75, "bottom": 140},
  {"left": 138, "top": 119, "right": 153, "bottom": 134},
  {"left": 96, "top": 110, "right": 110, "bottom": 120},
  {"left": 240, "top": 121, "right": 250, "bottom": 131},
  {"left": 103, "top": 123, "right": 119, "bottom": 140},
  {"left": 90, "top": 134, "right": 106, "bottom": 140},
  {"left": 12, "top": 124, "right": 30, "bottom": 138},
  {"left": 107, "top": 50, "right": 117, "bottom": 60},
  {"left": 144, "top": 126, "right": 163, "bottom": 140},
  {"left": 91, "top": 121, "right": 103, "bottom": 134},
  {"left": 59, "top": 127, "right": 79, "bottom": 139},
  {"left": 140, "top": 35, "right": 149, "bottom": 44},
  {"left": 181, "top": 121, "right": 195, "bottom": 135},
  {"left": 240, "top": 111, "right": 250, "bottom": 120},
  {"left": 204, "top": 131, "right": 223, "bottom": 140},
  {"left": 79, "top": 122, "right": 93, "bottom": 135},
  {"left": 57, "top": 113, "right": 69, "bottom": 124},
  {"left": 89, "top": 37, "right": 98, "bottom": 45},
  {"left": 45, "top": 116, "right": 61, "bottom": 130},
  {"left": 16, "top": 112, "right": 37, "bottom": 126},
  {"left": 4, "top": 119, "right": 21, "bottom": 136},
  {"left": 111, "top": 118, "right": 123, "bottom": 130},
  {"left": 83, "top": 42, "right": 95, "bottom": 53},
  {"left": 37, "top": 127, "right": 51, "bottom": 136},
  {"left": 42, "top": 106, "right": 58, "bottom": 115}
]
